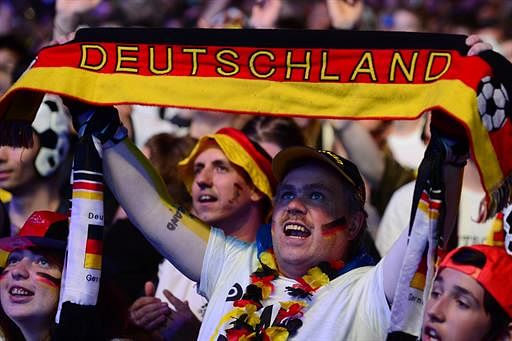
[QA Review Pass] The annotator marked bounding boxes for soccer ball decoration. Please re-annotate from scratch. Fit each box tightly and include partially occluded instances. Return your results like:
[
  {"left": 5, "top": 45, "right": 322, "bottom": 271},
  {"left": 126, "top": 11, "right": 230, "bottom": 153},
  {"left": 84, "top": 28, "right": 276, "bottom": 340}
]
[
  {"left": 505, "top": 205, "right": 512, "bottom": 255},
  {"left": 32, "top": 94, "right": 71, "bottom": 177},
  {"left": 477, "top": 76, "right": 510, "bottom": 132}
]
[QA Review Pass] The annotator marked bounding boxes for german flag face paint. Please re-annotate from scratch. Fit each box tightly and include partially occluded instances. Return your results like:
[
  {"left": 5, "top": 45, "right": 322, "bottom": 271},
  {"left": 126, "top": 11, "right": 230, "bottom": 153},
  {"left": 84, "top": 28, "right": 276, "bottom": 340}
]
[
  {"left": 271, "top": 163, "right": 355, "bottom": 277},
  {"left": 191, "top": 146, "right": 259, "bottom": 228},
  {"left": 0, "top": 249, "right": 62, "bottom": 322},
  {"left": 321, "top": 216, "right": 348, "bottom": 237}
]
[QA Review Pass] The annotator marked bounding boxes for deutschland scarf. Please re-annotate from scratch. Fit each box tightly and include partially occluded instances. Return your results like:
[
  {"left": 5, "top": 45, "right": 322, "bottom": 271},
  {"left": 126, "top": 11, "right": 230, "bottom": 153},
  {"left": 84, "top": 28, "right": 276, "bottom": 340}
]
[
  {"left": 55, "top": 134, "right": 105, "bottom": 338},
  {"left": 0, "top": 28, "right": 511, "bottom": 219}
]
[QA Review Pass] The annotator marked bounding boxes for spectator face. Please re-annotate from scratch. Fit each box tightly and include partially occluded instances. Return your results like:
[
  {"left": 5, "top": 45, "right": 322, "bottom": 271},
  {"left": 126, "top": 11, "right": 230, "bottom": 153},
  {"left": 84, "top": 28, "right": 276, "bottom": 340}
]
[
  {"left": 422, "top": 268, "right": 492, "bottom": 341},
  {"left": 0, "top": 48, "right": 19, "bottom": 76},
  {"left": 271, "top": 163, "right": 355, "bottom": 277},
  {"left": 191, "top": 146, "right": 261, "bottom": 226},
  {"left": 0, "top": 67, "right": 11, "bottom": 96},
  {"left": 0, "top": 133, "right": 40, "bottom": 193},
  {"left": 1, "top": 248, "right": 62, "bottom": 325}
]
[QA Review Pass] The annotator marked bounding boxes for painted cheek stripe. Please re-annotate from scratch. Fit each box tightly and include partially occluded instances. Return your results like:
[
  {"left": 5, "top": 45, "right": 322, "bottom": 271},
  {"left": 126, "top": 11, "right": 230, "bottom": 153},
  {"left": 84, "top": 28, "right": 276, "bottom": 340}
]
[
  {"left": 35, "top": 272, "right": 61, "bottom": 288},
  {"left": 321, "top": 216, "right": 348, "bottom": 236}
]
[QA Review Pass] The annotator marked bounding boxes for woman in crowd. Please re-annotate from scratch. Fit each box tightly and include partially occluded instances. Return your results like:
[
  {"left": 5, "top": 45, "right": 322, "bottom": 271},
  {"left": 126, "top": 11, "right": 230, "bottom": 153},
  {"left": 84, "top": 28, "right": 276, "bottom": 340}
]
[{"left": 0, "top": 210, "right": 68, "bottom": 341}]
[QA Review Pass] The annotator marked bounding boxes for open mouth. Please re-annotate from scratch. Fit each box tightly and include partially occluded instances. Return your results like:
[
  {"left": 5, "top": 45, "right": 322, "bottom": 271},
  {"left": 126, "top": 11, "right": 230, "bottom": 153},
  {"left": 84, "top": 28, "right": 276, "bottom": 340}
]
[
  {"left": 198, "top": 194, "right": 217, "bottom": 203},
  {"left": 283, "top": 223, "right": 311, "bottom": 238},
  {"left": 0, "top": 170, "right": 11, "bottom": 180},
  {"left": 423, "top": 326, "right": 441, "bottom": 341},
  {"left": 9, "top": 286, "right": 34, "bottom": 297}
]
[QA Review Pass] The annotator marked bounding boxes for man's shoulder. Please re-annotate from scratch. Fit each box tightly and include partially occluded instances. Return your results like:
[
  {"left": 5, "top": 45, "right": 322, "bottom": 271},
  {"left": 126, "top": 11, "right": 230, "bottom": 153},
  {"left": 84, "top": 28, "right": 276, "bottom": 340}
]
[{"left": 324, "top": 263, "right": 382, "bottom": 294}]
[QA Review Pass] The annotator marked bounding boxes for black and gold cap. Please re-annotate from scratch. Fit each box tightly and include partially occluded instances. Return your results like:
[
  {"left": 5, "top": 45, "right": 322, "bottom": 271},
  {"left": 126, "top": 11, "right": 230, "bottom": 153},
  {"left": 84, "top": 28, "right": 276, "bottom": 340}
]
[{"left": 272, "top": 146, "right": 366, "bottom": 205}]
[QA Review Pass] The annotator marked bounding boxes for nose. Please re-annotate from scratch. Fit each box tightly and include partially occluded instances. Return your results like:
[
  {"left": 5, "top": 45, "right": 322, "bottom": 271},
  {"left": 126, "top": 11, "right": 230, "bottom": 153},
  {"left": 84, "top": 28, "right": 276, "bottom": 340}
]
[
  {"left": 426, "top": 295, "right": 447, "bottom": 323},
  {"left": 286, "top": 195, "right": 307, "bottom": 216},
  {"left": 10, "top": 259, "right": 31, "bottom": 280},
  {"left": 194, "top": 167, "right": 212, "bottom": 190},
  {"left": 0, "top": 146, "right": 8, "bottom": 162}
]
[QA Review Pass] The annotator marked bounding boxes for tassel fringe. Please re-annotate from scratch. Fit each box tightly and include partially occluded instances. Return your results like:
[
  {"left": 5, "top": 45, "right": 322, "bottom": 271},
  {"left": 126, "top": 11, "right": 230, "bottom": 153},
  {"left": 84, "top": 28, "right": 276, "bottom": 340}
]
[{"left": 480, "top": 174, "right": 512, "bottom": 222}]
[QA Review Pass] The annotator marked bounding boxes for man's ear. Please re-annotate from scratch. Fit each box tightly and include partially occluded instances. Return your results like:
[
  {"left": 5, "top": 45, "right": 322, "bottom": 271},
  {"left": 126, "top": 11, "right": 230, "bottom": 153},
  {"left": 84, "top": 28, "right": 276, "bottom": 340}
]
[
  {"left": 347, "top": 211, "right": 365, "bottom": 240},
  {"left": 250, "top": 187, "right": 264, "bottom": 202}
]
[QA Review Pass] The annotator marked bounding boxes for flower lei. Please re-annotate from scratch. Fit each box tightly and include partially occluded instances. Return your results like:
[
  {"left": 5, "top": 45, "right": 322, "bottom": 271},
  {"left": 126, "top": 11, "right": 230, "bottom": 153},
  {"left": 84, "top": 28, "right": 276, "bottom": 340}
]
[{"left": 224, "top": 249, "right": 345, "bottom": 341}]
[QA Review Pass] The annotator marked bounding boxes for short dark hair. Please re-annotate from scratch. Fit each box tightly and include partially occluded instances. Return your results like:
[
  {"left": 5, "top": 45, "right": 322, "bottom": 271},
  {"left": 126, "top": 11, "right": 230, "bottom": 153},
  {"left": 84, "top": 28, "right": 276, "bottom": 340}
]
[
  {"left": 0, "top": 34, "right": 31, "bottom": 82},
  {"left": 242, "top": 116, "right": 305, "bottom": 150},
  {"left": 145, "top": 133, "right": 196, "bottom": 209},
  {"left": 451, "top": 248, "right": 511, "bottom": 340}
]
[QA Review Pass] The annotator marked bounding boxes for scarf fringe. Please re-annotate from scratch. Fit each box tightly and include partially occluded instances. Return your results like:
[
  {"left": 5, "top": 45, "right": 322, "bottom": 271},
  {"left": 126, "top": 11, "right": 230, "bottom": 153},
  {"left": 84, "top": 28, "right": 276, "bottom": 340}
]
[
  {"left": 480, "top": 173, "right": 512, "bottom": 221},
  {"left": 0, "top": 120, "right": 34, "bottom": 148}
]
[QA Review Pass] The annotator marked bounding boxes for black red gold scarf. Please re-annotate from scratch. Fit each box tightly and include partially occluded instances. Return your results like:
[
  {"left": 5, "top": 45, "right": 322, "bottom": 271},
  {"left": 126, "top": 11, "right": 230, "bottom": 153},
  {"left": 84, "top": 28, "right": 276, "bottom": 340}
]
[{"left": 0, "top": 28, "right": 511, "bottom": 218}]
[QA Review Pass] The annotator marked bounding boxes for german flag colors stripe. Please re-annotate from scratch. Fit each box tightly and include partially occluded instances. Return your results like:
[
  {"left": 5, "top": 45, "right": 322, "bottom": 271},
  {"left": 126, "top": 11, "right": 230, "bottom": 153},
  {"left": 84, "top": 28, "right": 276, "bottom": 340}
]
[
  {"left": 0, "top": 28, "right": 511, "bottom": 219},
  {"left": 84, "top": 224, "right": 103, "bottom": 270}
]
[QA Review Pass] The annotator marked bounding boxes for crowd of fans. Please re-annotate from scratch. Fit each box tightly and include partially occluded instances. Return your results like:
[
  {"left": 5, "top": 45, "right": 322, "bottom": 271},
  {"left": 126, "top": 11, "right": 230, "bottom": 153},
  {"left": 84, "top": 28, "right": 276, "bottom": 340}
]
[{"left": 0, "top": 0, "right": 511, "bottom": 340}]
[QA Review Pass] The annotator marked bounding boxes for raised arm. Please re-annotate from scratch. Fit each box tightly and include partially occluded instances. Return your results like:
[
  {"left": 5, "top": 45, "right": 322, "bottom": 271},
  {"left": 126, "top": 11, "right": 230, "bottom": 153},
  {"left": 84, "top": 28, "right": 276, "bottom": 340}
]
[
  {"left": 74, "top": 105, "right": 209, "bottom": 282},
  {"left": 381, "top": 34, "right": 493, "bottom": 303}
]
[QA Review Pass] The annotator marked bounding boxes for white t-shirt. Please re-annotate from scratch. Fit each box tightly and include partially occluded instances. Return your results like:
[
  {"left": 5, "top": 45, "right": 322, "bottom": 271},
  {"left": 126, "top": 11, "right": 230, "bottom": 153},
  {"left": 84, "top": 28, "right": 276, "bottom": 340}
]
[
  {"left": 375, "top": 181, "right": 493, "bottom": 256},
  {"left": 155, "top": 259, "right": 207, "bottom": 320},
  {"left": 197, "top": 228, "right": 391, "bottom": 341}
]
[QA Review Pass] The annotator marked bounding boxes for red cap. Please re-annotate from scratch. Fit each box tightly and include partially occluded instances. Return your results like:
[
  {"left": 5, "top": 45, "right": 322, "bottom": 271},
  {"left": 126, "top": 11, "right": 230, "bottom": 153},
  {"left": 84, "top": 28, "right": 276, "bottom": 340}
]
[
  {"left": 439, "top": 244, "right": 512, "bottom": 318},
  {"left": 0, "top": 211, "right": 69, "bottom": 267}
]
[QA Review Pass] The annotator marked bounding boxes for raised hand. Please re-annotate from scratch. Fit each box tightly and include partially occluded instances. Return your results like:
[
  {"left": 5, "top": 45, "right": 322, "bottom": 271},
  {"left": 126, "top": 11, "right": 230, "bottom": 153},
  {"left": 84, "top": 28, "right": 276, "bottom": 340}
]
[
  {"left": 466, "top": 34, "right": 493, "bottom": 56},
  {"left": 56, "top": 0, "right": 101, "bottom": 15},
  {"left": 53, "top": 0, "right": 102, "bottom": 40},
  {"left": 250, "top": 0, "right": 282, "bottom": 29},
  {"left": 160, "top": 289, "right": 201, "bottom": 340},
  {"left": 326, "top": 0, "right": 364, "bottom": 29},
  {"left": 64, "top": 101, "right": 127, "bottom": 146},
  {"left": 129, "top": 281, "right": 172, "bottom": 332}
]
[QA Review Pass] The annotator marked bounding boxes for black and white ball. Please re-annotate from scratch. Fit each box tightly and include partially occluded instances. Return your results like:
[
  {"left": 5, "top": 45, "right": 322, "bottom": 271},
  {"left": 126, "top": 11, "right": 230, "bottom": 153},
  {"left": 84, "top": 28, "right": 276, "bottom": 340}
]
[
  {"left": 477, "top": 76, "right": 510, "bottom": 132},
  {"left": 32, "top": 94, "right": 71, "bottom": 177},
  {"left": 505, "top": 205, "right": 512, "bottom": 255}
]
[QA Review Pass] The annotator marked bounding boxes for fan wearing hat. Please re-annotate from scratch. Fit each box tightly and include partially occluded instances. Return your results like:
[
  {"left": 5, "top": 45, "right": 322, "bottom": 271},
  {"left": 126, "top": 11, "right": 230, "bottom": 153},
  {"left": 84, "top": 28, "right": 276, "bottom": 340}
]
[
  {"left": 0, "top": 210, "right": 68, "bottom": 341},
  {"left": 0, "top": 94, "right": 72, "bottom": 236},
  {"left": 128, "top": 127, "right": 276, "bottom": 338},
  {"left": 71, "top": 105, "right": 425, "bottom": 339},
  {"left": 177, "top": 127, "right": 275, "bottom": 239},
  {"left": 422, "top": 245, "right": 512, "bottom": 341}
]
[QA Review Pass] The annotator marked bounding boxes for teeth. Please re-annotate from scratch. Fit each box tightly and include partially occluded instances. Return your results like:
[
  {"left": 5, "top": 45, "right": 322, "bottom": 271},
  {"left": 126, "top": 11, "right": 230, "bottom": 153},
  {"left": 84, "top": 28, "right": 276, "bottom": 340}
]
[
  {"left": 284, "top": 223, "right": 311, "bottom": 238},
  {"left": 199, "top": 195, "right": 216, "bottom": 201},
  {"left": 10, "top": 287, "right": 32, "bottom": 296},
  {"left": 425, "top": 327, "right": 440, "bottom": 340},
  {"left": 285, "top": 224, "right": 307, "bottom": 233}
]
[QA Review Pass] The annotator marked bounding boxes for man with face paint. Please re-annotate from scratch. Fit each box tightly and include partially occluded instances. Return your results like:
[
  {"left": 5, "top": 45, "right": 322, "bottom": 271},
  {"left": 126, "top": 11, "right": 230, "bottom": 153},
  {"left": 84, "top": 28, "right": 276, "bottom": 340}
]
[
  {"left": 128, "top": 127, "right": 275, "bottom": 338},
  {"left": 71, "top": 100, "right": 394, "bottom": 339},
  {"left": 0, "top": 210, "right": 68, "bottom": 341},
  {"left": 58, "top": 35, "right": 492, "bottom": 339}
]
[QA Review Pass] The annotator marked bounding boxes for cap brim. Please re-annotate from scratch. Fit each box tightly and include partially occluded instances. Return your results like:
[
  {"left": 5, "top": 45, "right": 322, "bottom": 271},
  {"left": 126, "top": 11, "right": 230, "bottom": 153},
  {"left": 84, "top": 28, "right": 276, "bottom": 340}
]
[
  {"left": 272, "top": 146, "right": 355, "bottom": 187},
  {"left": 0, "top": 236, "right": 66, "bottom": 253}
]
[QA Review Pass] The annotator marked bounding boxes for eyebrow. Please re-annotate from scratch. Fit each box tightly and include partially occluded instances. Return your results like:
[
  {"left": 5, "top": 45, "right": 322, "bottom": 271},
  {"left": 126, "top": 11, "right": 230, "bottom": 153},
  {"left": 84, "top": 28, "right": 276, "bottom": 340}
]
[
  {"left": 434, "top": 276, "right": 480, "bottom": 306},
  {"left": 194, "top": 158, "right": 230, "bottom": 167},
  {"left": 277, "top": 183, "right": 333, "bottom": 192},
  {"left": 212, "top": 159, "right": 230, "bottom": 167},
  {"left": 452, "top": 285, "right": 480, "bottom": 306},
  {"left": 303, "top": 183, "right": 333, "bottom": 193}
]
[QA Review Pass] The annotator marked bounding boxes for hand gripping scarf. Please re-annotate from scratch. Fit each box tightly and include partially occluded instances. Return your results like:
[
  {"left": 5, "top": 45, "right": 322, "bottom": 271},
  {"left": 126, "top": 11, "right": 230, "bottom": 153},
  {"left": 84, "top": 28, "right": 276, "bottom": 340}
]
[
  {"left": 0, "top": 28, "right": 511, "bottom": 220},
  {"left": 1, "top": 28, "right": 512, "bottom": 339}
]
